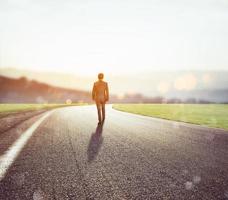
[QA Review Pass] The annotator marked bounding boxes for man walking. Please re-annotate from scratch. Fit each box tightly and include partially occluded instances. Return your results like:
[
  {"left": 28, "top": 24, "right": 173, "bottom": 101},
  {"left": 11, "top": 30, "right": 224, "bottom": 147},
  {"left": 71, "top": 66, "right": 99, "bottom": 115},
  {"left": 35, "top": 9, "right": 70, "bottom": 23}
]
[{"left": 92, "top": 73, "right": 109, "bottom": 124}]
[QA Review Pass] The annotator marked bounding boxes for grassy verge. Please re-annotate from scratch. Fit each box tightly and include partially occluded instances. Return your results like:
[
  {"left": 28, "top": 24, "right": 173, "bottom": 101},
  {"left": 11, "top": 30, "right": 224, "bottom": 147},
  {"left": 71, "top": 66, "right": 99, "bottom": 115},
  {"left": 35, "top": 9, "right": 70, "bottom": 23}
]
[
  {"left": 0, "top": 103, "right": 85, "bottom": 117},
  {"left": 113, "top": 104, "right": 228, "bottom": 130}
]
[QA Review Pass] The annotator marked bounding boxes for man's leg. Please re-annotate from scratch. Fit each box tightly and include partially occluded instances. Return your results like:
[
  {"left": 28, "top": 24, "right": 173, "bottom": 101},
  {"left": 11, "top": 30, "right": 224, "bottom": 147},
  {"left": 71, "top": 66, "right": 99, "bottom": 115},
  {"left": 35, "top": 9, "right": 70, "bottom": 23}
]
[
  {"left": 101, "top": 103, "right": 105, "bottom": 121},
  {"left": 96, "top": 102, "right": 102, "bottom": 123}
]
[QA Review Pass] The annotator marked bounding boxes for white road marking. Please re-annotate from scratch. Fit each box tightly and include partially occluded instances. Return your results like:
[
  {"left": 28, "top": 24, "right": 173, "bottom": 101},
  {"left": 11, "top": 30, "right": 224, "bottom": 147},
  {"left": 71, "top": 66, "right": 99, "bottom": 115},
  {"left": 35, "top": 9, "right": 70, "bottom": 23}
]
[{"left": 0, "top": 111, "right": 52, "bottom": 181}]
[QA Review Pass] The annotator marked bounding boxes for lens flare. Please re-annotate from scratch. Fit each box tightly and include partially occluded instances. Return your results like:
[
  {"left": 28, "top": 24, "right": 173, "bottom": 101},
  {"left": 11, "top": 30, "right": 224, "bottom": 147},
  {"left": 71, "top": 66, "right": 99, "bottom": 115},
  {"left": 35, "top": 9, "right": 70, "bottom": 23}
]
[
  {"left": 157, "top": 81, "right": 170, "bottom": 94},
  {"left": 174, "top": 74, "right": 197, "bottom": 90}
]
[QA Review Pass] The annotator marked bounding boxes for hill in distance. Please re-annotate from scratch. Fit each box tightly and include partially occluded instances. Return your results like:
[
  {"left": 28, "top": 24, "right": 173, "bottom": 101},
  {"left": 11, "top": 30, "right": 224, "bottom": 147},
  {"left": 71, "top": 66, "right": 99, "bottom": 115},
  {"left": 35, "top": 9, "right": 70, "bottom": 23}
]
[{"left": 0, "top": 75, "right": 92, "bottom": 103}]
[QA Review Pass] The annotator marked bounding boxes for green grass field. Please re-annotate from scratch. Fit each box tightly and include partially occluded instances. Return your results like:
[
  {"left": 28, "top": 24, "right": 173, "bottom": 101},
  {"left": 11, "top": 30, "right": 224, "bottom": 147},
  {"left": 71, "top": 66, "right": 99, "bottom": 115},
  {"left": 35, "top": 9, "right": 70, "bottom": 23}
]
[
  {"left": 0, "top": 103, "right": 84, "bottom": 117},
  {"left": 113, "top": 104, "right": 228, "bottom": 130}
]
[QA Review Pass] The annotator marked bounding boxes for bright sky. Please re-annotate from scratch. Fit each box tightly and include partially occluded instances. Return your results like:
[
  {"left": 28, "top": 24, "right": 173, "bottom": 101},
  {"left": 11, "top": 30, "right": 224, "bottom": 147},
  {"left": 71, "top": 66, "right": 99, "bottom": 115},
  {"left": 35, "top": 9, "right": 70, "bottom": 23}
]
[{"left": 0, "top": 0, "right": 228, "bottom": 75}]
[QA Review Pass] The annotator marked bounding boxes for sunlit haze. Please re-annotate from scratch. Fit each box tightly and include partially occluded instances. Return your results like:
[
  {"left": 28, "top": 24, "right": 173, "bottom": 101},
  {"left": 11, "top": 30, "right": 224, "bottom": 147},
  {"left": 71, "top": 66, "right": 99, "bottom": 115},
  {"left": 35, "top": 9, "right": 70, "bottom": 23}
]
[{"left": 1, "top": 0, "right": 228, "bottom": 76}]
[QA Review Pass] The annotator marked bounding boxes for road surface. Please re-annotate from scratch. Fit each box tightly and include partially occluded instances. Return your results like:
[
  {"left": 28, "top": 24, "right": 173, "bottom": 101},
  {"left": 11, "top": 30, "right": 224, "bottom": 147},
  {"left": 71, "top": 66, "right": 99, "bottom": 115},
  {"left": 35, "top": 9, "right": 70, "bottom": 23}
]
[{"left": 0, "top": 105, "right": 228, "bottom": 200}]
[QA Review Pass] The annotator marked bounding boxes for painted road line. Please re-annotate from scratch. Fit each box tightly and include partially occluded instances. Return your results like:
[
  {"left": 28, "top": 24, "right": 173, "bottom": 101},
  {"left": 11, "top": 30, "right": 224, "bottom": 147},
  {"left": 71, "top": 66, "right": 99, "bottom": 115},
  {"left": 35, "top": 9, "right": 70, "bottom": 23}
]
[{"left": 0, "top": 111, "right": 53, "bottom": 181}]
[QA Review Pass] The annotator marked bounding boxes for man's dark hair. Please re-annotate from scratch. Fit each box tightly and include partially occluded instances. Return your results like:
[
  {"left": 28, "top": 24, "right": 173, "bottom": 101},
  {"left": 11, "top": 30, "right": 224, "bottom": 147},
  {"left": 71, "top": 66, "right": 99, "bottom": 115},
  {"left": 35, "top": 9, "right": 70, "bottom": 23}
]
[{"left": 98, "top": 73, "right": 104, "bottom": 80}]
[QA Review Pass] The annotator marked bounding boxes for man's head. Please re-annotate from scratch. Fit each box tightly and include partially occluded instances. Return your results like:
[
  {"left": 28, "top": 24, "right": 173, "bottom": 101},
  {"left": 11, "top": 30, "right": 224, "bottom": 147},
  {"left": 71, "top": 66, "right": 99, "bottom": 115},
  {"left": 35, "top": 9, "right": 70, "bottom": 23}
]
[{"left": 98, "top": 73, "right": 104, "bottom": 80}]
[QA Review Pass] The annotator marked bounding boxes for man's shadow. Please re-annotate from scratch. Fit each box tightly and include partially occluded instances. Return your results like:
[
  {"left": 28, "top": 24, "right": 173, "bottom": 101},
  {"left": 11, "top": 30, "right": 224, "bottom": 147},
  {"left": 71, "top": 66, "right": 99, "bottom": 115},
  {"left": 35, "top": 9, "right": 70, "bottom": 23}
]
[{"left": 87, "top": 123, "right": 104, "bottom": 163}]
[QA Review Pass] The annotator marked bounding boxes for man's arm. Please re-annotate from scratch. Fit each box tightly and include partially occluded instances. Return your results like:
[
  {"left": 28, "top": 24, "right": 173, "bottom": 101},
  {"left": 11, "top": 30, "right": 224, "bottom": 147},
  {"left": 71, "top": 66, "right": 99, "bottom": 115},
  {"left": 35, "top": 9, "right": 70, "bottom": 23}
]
[
  {"left": 92, "top": 83, "right": 96, "bottom": 100},
  {"left": 105, "top": 83, "right": 109, "bottom": 102}
]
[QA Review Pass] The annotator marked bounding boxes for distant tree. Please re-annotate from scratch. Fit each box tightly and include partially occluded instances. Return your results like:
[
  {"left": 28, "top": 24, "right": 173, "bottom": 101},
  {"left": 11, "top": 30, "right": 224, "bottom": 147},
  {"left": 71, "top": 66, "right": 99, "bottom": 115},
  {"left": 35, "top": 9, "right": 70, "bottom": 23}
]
[
  {"left": 185, "top": 98, "right": 197, "bottom": 104},
  {"left": 19, "top": 76, "right": 28, "bottom": 83}
]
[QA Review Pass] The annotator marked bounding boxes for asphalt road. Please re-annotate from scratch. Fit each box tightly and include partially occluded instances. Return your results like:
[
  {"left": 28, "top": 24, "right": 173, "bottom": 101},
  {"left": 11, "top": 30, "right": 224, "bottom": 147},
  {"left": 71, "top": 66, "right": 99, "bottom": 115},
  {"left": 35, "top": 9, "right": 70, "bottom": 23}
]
[{"left": 0, "top": 105, "right": 228, "bottom": 200}]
